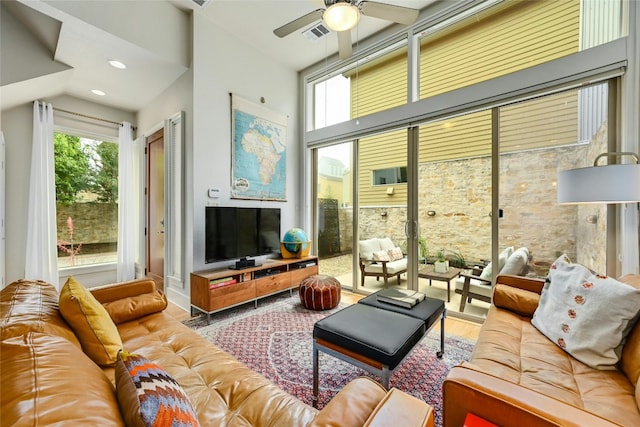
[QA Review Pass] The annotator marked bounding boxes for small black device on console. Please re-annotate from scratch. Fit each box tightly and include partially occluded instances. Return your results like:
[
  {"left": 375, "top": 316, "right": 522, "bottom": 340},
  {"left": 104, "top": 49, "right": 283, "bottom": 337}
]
[{"left": 232, "top": 257, "right": 256, "bottom": 270}]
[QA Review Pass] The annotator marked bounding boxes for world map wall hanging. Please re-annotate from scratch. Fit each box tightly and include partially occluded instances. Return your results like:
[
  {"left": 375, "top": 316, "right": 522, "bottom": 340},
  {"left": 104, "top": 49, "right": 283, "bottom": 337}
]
[{"left": 230, "top": 94, "right": 288, "bottom": 201}]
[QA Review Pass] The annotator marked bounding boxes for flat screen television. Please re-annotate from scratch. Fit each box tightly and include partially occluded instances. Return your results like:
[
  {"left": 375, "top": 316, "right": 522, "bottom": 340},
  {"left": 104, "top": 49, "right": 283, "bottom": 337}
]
[{"left": 205, "top": 206, "right": 281, "bottom": 264}]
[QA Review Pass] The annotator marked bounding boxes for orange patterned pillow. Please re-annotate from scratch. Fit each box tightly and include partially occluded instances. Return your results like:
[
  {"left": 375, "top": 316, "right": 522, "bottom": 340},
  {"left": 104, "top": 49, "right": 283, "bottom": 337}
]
[{"left": 115, "top": 350, "right": 200, "bottom": 427}]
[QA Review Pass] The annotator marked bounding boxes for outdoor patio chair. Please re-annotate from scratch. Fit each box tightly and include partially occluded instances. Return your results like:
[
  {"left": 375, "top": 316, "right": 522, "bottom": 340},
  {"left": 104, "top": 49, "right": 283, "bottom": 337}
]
[
  {"left": 358, "top": 237, "right": 407, "bottom": 288},
  {"left": 454, "top": 246, "right": 531, "bottom": 312}
]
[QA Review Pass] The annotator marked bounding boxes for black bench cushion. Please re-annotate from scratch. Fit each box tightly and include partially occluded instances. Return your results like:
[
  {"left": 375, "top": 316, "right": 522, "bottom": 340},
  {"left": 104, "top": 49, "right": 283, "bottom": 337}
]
[
  {"left": 313, "top": 304, "right": 425, "bottom": 370},
  {"left": 358, "top": 292, "right": 445, "bottom": 330}
]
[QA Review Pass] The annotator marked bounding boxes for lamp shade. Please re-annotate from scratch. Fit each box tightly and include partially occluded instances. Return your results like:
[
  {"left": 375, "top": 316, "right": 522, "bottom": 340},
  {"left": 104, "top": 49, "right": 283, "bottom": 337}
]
[
  {"left": 558, "top": 163, "right": 640, "bottom": 204},
  {"left": 323, "top": 3, "right": 360, "bottom": 32}
]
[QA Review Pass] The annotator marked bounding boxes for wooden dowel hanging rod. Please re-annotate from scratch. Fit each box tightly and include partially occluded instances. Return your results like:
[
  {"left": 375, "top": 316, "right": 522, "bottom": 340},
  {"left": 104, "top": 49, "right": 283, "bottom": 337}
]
[{"left": 52, "top": 106, "right": 137, "bottom": 131}]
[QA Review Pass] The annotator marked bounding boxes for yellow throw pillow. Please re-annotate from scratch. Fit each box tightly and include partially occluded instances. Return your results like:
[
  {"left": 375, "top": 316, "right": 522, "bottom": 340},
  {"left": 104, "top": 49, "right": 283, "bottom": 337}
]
[{"left": 59, "top": 276, "right": 122, "bottom": 366}]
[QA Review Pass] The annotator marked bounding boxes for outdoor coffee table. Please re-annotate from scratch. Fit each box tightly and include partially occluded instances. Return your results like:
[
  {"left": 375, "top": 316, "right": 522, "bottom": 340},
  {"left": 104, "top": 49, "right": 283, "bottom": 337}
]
[
  {"left": 312, "top": 292, "right": 446, "bottom": 408},
  {"left": 418, "top": 265, "right": 461, "bottom": 302}
]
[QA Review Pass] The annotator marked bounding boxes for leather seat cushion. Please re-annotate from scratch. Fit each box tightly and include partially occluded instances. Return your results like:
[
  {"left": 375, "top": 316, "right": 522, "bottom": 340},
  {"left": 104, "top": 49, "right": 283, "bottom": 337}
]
[
  {"left": 313, "top": 304, "right": 425, "bottom": 370},
  {"left": 358, "top": 292, "right": 444, "bottom": 329},
  {"left": 115, "top": 311, "right": 318, "bottom": 427},
  {"left": 471, "top": 305, "right": 640, "bottom": 426}
]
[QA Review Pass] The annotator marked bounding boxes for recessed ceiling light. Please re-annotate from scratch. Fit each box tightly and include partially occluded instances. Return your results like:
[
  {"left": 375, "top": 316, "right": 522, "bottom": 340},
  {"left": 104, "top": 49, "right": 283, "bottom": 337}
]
[
  {"left": 92, "top": 89, "right": 106, "bottom": 96},
  {"left": 108, "top": 60, "right": 126, "bottom": 69}
]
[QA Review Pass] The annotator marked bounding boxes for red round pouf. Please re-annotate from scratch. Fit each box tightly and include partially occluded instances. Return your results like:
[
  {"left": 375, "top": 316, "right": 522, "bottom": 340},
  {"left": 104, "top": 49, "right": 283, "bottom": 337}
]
[{"left": 299, "top": 275, "right": 341, "bottom": 310}]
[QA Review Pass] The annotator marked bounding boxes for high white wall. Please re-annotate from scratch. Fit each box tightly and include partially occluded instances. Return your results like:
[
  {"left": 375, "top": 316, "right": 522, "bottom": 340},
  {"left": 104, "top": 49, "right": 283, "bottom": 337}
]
[
  {"left": 190, "top": 14, "right": 300, "bottom": 277},
  {"left": 137, "top": 69, "right": 194, "bottom": 308},
  {"left": 0, "top": 10, "right": 301, "bottom": 304}
]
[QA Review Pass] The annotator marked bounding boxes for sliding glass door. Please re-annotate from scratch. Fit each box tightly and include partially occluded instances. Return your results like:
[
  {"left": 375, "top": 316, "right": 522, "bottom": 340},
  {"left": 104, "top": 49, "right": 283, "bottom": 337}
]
[
  {"left": 315, "top": 143, "right": 354, "bottom": 287},
  {"left": 497, "top": 83, "right": 610, "bottom": 279},
  {"left": 357, "top": 129, "right": 409, "bottom": 293},
  {"left": 416, "top": 111, "right": 493, "bottom": 319}
]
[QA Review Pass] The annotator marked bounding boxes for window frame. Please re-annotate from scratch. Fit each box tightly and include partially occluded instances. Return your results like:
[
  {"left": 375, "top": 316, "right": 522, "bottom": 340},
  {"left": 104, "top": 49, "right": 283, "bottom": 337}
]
[{"left": 53, "top": 126, "right": 119, "bottom": 274}]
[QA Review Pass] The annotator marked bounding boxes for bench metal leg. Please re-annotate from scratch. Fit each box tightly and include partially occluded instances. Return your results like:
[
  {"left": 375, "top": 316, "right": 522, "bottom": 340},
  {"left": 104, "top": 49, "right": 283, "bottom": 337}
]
[
  {"left": 312, "top": 340, "right": 319, "bottom": 408},
  {"left": 381, "top": 366, "right": 390, "bottom": 389},
  {"left": 437, "top": 309, "right": 446, "bottom": 358}
]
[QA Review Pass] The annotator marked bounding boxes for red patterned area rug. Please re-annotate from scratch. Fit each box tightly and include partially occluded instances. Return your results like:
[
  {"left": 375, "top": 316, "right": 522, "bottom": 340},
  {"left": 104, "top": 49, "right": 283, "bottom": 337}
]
[{"left": 184, "top": 293, "right": 475, "bottom": 427}]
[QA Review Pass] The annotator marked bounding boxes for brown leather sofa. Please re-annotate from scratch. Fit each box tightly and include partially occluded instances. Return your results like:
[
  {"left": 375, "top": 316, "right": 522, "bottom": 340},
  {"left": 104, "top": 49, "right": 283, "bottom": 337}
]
[
  {"left": 443, "top": 274, "right": 640, "bottom": 427},
  {"left": 1, "top": 278, "right": 435, "bottom": 427}
]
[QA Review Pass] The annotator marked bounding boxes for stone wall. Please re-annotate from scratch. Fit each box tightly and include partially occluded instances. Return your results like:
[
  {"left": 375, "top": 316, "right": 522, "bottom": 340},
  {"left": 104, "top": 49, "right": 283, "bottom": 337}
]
[
  {"left": 331, "top": 136, "right": 607, "bottom": 273},
  {"left": 56, "top": 203, "right": 118, "bottom": 247}
]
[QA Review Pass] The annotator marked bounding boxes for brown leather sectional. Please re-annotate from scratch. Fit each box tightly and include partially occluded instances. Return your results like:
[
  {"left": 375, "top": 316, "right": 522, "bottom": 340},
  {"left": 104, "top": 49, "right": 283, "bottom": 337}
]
[
  {"left": 443, "top": 274, "right": 640, "bottom": 427},
  {"left": 1, "top": 278, "right": 434, "bottom": 427}
]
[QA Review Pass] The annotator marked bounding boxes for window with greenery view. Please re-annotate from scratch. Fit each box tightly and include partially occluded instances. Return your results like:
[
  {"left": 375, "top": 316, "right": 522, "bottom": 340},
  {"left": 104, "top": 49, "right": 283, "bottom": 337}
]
[{"left": 54, "top": 132, "right": 118, "bottom": 268}]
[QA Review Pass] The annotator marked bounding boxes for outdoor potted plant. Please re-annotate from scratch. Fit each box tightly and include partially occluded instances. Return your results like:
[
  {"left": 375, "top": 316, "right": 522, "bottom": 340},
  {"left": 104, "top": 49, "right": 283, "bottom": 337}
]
[
  {"left": 402, "top": 237, "right": 428, "bottom": 263},
  {"left": 434, "top": 248, "right": 449, "bottom": 273}
]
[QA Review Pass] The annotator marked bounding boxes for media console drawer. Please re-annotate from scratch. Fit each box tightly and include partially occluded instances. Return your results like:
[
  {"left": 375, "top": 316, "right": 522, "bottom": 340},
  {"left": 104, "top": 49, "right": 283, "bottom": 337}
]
[
  {"left": 208, "top": 280, "right": 255, "bottom": 310},
  {"left": 290, "top": 265, "right": 319, "bottom": 284},
  {"left": 255, "top": 273, "right": 290, "bottom": 297},
  {"left": 191, "top": 256, "right": 319, "bottom": 321}
]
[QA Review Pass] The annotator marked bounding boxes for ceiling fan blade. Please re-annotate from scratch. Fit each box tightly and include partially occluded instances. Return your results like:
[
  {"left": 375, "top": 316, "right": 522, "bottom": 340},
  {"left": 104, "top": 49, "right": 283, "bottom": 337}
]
[
  {"left": 359, "top": 1, "right": 419, "bottom": 26},
  {"left": 337, "top": 30, "right": 352, "bottom": 59},
  {"left": 274, "top": 9, "right": 324, "bottom": 38}
]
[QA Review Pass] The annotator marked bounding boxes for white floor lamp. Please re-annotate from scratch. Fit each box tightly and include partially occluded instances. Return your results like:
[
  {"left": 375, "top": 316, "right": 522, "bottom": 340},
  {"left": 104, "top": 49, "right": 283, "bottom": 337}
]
[{"left": 558, "top": 151, "right": 640, "bottom": 274}]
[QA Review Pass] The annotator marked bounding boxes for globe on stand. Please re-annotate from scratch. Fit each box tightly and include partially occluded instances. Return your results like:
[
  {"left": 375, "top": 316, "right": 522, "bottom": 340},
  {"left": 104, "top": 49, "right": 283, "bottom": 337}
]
[{"left": 280, "top": 228, "right": 311, "bottom": 258}]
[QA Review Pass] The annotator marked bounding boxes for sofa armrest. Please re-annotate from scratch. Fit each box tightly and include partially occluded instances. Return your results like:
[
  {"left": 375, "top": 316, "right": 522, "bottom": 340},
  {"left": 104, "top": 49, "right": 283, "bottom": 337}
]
[
  {"left": 90, "top": 279, "right": 167, "bottom": 325},
  {"left": 363, "top": 388, "right": 434, "bottom": 427},
  {"left": 495, "top": 274, "right": 545, "bottom": 294},
  {"left": 90, "top": 278, "right": 158, "bottom": 303},
  {"left": 309, "top": 377, "right": 433, "bottom": 427},
  {"left": 443, "top": 364, "right": 619, "bottom": 427}
]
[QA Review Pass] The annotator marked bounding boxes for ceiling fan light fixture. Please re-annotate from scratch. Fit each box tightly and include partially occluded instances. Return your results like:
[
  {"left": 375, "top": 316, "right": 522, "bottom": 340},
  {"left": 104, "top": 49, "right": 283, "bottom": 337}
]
[{"left": 323, "top": 3, "right": 360, "bottom": 32}]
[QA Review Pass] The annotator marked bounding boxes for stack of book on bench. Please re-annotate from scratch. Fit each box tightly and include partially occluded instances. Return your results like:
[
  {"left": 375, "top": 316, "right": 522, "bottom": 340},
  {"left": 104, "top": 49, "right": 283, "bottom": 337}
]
[{"left": 376, "top": 287, "right": 426, "bottom": 308}]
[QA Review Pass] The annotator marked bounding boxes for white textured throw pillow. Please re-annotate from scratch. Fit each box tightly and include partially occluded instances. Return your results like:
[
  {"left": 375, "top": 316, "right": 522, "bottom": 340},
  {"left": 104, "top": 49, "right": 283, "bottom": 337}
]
[
  {"left": 500, "top": 247, "right": 529, "bottom": 276},
  {"left": 532, "top": 254, "right": 640, "bottom": 370},
  {"left": 480, "top": 246, "right": 514, "bottom": 280}
]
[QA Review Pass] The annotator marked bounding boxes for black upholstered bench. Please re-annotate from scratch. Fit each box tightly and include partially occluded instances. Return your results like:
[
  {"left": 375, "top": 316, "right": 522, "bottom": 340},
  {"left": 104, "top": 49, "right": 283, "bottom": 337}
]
[{"left": 312, "top": 291, "right": 446, "bottom": 407}]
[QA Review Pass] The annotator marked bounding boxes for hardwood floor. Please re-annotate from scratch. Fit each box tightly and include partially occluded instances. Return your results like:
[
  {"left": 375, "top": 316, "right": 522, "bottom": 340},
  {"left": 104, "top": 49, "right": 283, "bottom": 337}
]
[{"left": 168, "top": 289, "right": 482, "bottom": 341}]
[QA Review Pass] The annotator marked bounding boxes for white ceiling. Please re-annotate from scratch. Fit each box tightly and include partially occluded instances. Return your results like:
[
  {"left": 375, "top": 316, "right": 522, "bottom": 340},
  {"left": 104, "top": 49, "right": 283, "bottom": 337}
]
[
  {"left": 193, "top": 0, "right": 434, "bottom": 70},
  {"left": 1, "top": 0, "right": 433, "bottom": 112}
]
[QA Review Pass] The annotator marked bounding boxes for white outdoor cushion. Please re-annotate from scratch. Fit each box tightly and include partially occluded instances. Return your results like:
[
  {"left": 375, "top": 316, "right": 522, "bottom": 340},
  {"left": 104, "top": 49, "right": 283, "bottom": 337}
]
[
  {"left": 501, "top": 247, "right": 529, "bottom": 275},
  {"left": 532, "top": 254, "right": 640, "bottom": 369},
  {"left": 359, "top": 238, "right": 382, "bottom": 260},
  {"left": 378, "top": 237, "right": 396, "bottom": 252},
  {"left": 454, "top": 277, "right": 493, "bottom": 297},
  {"left": 364, "top": 258, "right": 407, "bottom": 275},
  {"left": 479, "top": 246, "right": 514, "bottom": 280}
]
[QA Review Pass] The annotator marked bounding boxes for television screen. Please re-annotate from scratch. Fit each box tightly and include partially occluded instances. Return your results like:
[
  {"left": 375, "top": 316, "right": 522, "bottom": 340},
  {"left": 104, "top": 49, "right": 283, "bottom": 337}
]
[{"left": 205, "top": 207, "right": 281, "bottom": 263}]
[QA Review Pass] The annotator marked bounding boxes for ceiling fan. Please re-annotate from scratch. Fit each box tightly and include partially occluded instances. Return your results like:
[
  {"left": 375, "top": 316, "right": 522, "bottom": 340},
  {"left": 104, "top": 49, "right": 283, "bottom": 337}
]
[{"left": 273, "top": 0, "right": 420, "bottom": 59}]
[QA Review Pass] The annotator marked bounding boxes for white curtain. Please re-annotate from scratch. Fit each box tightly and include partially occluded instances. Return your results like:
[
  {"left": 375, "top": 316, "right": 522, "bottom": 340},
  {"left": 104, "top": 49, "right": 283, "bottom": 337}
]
[
  {"left": 117, "top": 122, "right": 135, "bottom": 281},
  {"left": 25, "top": 101, "right": 58, "bottom": 287}
]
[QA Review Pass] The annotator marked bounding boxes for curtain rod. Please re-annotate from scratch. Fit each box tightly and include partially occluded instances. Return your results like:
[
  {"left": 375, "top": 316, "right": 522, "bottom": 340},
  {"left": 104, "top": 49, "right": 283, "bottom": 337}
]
[{"left": 51, "top": 106, "right": 137, "bottom": 131}]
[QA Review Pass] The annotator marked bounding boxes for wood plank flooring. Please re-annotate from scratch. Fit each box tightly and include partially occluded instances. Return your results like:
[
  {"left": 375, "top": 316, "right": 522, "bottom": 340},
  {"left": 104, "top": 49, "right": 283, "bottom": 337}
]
[{"left": 168, "top": 290, "right": 481, "bottom": 341}]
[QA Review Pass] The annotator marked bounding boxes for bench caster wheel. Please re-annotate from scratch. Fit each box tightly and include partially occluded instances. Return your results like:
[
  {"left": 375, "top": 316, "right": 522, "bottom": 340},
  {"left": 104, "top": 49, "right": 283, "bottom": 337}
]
[{"left": 437, "top": 351, "right": 443, "bottom": 358}]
